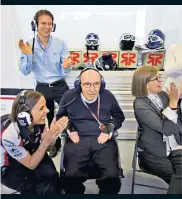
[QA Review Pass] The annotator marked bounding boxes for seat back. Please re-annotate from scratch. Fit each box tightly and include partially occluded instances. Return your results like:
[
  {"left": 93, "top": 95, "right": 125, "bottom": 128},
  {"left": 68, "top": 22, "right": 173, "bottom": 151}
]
[{"left": 132, "top": 128, "right": 140, "bottom": 169}]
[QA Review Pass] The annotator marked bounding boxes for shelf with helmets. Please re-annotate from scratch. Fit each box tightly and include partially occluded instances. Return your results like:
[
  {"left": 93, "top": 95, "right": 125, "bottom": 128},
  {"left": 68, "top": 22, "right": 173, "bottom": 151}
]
[
  {"left": 69, "top": 30, "right": 166, "bottom": 71},
  {"left": 70, "top": 48, "right": 165, "bottom": 70}
]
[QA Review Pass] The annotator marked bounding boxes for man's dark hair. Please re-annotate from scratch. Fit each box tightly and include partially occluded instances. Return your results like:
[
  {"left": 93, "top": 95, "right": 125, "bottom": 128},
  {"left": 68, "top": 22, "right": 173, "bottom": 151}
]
[{"left": 34, "top": 9, "right": 54, "bottom": 24}]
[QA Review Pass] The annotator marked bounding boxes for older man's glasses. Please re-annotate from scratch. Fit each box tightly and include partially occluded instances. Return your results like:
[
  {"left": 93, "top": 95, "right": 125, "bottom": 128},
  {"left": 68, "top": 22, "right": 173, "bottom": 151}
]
[
  {"left": 148, "top": 75, "right": 162, "bottom": 82},
  {"left": 81, "top": 82, "right": 101, "bottom": 88}
]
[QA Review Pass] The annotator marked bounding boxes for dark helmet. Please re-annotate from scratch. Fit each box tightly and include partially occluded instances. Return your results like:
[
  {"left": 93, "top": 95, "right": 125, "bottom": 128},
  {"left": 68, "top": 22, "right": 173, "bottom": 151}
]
[
  {"left": 85, "top": 32, "right": 100, "bottom": 51},
  {"left": 119, "top": 33, "right": 135, "bottom": 51},
  {"left": 94, "top": 53, "right": 117, "bottom": 71}
]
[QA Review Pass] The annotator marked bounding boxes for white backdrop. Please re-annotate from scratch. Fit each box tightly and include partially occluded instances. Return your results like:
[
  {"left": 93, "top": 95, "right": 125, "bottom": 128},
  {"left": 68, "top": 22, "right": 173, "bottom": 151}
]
[
  {"left": 1, "top": 5, "right": 182, "bottom": 89},
  {"left": 14, "top": 5, "right": 147, "bottom": 49}
]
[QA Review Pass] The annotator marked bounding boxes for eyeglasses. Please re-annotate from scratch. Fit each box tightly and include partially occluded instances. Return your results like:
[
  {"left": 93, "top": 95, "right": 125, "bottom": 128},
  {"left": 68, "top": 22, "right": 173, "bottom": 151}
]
[
  {"left": 148, "top": 35, "right": 162, "bottom": 42},
  {"left": 81, "top": 82, "right": 101, "bottom": 88},
  {"left": 148, "top": 75, "right": 162, "bottom": 82},
  {"left": 86, "top": 39, "right": 99, "bottom": 46},
  {"left": 121, "top": 34, "right": 135, "bottom": 41}
]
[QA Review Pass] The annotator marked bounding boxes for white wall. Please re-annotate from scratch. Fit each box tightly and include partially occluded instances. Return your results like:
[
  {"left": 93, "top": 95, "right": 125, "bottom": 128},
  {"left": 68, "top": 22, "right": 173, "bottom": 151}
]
[
  {"left": 1, "top": 5, "right": 182, "bottom": 89},
  {"left": 144, "top": 5, "right": 182, "bottom": 48},
  {"left": 14, "top": 5, "right": 148, "bottom": 49},
  {"left": 1, "top": 6, "right": 22, "bottom": 88}
]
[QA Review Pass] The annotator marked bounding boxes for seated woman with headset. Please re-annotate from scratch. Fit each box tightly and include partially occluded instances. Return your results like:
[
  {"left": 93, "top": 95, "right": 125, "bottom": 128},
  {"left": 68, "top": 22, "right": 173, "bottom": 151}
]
[
  {"left": 132, "top": 65, "right": 182, "bottom": 194},
  {"left": 1, "top": 90, "right": 68, "bottom": 194}
]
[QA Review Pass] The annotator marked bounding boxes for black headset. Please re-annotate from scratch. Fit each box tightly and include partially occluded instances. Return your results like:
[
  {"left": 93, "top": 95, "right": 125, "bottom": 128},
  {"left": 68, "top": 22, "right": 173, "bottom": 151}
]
[
  {"left": 17, "top": 90, "right": 33, "bottom": 127},
  {"left": 59, "top": 68, "right": 106, "bottom": 108},
  {"left": 31, "top": 10, "right": 56, "bottom": 54},
  {"left": 31, "top": 10, "right": 56, "bottom": 32}
]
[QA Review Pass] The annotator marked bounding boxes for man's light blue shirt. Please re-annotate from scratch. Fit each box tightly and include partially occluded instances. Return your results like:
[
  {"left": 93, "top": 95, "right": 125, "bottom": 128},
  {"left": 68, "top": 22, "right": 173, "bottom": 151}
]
[{"left": 19, "top": 35, "right": 71, "bottom": 83}]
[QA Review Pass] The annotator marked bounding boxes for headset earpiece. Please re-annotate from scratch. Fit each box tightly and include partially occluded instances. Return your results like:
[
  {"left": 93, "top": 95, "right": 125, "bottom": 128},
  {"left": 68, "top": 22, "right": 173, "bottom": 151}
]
[
  {"left": 31, "top": 19, "right": 37, "bottom": 32},
  {"left": 17, "top": 112, "right": 32, "bottom": 127},
  {"left": 52, "top": 23, "right": 56, "bottom": 32},
  {"left": 100, "top": 78, "right": 106, "bottom": 92},
  {"left": 31, "top": 17, "right": 56, "bottom": 32},
  {"left": 17, "top": 90, "right": 32, "bottom": 127},
  {"left": 74, "top": 77, "right": 82, "bottom": 93}
]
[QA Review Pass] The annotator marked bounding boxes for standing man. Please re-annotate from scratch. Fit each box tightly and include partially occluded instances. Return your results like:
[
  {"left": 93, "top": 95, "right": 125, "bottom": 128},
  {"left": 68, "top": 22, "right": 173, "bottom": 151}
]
[{"left": 18, "top": 9, "right": 73, "bottom": 158}]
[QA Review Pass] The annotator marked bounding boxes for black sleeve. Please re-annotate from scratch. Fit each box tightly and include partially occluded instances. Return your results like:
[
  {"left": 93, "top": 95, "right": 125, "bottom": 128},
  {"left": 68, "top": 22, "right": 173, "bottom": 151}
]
[
  {"left": 56, "top": 89, "right": 78, "bottom": 121},
  {"left": 66, "top": 121, "right": 77, "bottom": 132},
  {"left": 108, "top": 91, "right": 125, "bottom": 130},
  {"left": 134, "top": 98, "right": 179, "bottom": 136},
  {"left": 56, "top": 94, "right": 68, "bottom": 121},
  {"left": 177, "top": 99, "right": 182, "bottom": 123}
]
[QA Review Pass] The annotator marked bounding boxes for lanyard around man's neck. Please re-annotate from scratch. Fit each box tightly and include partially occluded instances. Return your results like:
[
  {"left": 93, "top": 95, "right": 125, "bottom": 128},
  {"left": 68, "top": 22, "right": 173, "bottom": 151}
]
[{"left": 81, "top": 94, "right": 101, "bottom": 126}]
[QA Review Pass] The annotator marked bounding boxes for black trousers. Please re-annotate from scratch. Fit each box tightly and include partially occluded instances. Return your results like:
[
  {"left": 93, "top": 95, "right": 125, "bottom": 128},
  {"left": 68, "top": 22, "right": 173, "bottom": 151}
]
[
  {"left": 36, "top": 79, "right": 69, "bottom": 150},
  {"left": 1, "top": 156, "right": 60, "bottom": 194},
  {"left": 138, "top": 151, "right": 173, "bottom": 185},
  {"left": 63, "top": 136, "right": 121, "bottom": 194},
  {"left": 138, "top": 150, "right": 182, "bottom": 194},
  {"left": 167, "top": 149, "right": 182, "bottom": 194}
]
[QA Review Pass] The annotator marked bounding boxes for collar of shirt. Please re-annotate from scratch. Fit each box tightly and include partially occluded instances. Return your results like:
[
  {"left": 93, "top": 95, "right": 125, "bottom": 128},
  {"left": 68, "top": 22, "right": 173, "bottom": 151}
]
[
  {"left": 36, "top": 35, "right": 52, "bottom": 50},
  {"left": 147, "top": 93, "right": 161, "bottom": 104},
  {"left": 80, "top": 93, "right": 98, "bottom": 104},
  {"left": 147, "top": 93, "right": 157, "bottom": 101},
  {"left": 147, "top": 93, "right": 164, "bottom": 110},
  {"left": 30, "top": 35, "right": 70, "bottom": 83}
]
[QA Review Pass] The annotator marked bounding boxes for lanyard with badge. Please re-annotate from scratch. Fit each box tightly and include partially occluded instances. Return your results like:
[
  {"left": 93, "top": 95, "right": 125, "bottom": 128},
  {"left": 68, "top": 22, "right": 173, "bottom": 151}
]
[{"left": 81, "top": 94, "right": 105, "bottom": 130}]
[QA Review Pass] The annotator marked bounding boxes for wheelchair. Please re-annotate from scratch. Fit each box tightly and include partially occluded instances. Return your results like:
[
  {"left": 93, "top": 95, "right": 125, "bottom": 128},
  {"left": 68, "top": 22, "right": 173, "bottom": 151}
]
[{"left": 59, "top": 131, "right": 124, "bottom": 194}]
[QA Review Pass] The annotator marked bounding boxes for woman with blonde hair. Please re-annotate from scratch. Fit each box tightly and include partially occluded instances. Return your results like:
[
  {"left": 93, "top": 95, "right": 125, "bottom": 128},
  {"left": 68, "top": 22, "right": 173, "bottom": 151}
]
[{"left": 132, "top": 65, "right": 182, "bottom": 194}]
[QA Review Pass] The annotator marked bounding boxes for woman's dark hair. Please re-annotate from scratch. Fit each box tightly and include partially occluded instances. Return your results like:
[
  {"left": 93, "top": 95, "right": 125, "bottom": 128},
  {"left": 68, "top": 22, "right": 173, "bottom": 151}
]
[{"left": 9, "top": 90, "right": 42, "bottom": 122}]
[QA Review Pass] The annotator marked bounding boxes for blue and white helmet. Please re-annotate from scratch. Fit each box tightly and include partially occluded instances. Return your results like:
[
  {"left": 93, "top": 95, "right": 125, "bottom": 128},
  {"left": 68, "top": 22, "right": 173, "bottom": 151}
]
[
  {"left": 147, "top": 29, "right": 165, "bottom": 49},
  {"left": 85, "top": 33, "right": 100, "bottom": 51}
]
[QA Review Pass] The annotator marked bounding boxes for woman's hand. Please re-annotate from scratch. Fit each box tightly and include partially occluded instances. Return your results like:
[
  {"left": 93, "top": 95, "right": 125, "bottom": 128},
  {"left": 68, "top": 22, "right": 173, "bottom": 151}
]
[
  {"left": 166, "top": 82, "right": 180, "bottom": 108},
  {"left": 180, "top": 81, "right": 182, "bottom": 98},
  {"left": 42, "top": 117, "right": 68, "bottom": 146}
]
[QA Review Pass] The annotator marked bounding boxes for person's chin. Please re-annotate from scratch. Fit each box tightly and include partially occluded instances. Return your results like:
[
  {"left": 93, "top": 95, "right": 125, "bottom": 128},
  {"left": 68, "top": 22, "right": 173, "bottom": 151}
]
[
  {"left": 88, "top": 96, "right": 96, "bottom": 100},
  {"left": 41, "top": 32, "right": 51, "bottom": 37},
  {"left": 37, "top": 120, "right": 45, "bottom": 125},
  {"left": 156, "top": 87, "right": 162, "bottom": 93},
  {"left": 44, "top": 34, "right": 50, "bottom": 37}
]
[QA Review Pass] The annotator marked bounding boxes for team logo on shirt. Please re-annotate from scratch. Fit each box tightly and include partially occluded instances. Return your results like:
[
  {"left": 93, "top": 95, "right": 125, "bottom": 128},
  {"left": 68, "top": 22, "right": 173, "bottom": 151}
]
[
  {"left": 10, "top": 147, "right": 24, "bottom": 158},
  {"left": 3, "top": 139, "right": 15, "bottom": 147}
]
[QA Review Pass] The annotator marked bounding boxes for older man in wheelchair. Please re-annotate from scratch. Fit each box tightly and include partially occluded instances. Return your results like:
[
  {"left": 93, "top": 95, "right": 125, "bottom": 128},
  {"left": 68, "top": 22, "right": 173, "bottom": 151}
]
[{"left": 56, "top": 68, "right": 125, "bottom": 194}]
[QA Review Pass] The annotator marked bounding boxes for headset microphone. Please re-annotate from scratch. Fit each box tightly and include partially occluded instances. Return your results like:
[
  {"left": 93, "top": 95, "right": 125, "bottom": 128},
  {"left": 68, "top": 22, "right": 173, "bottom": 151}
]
[
  {"left": 32, "top": 32, "right": 35, "bottom": 54},
  {"left": 59, "top": 92, "right": 79, "bottom": 108}
]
